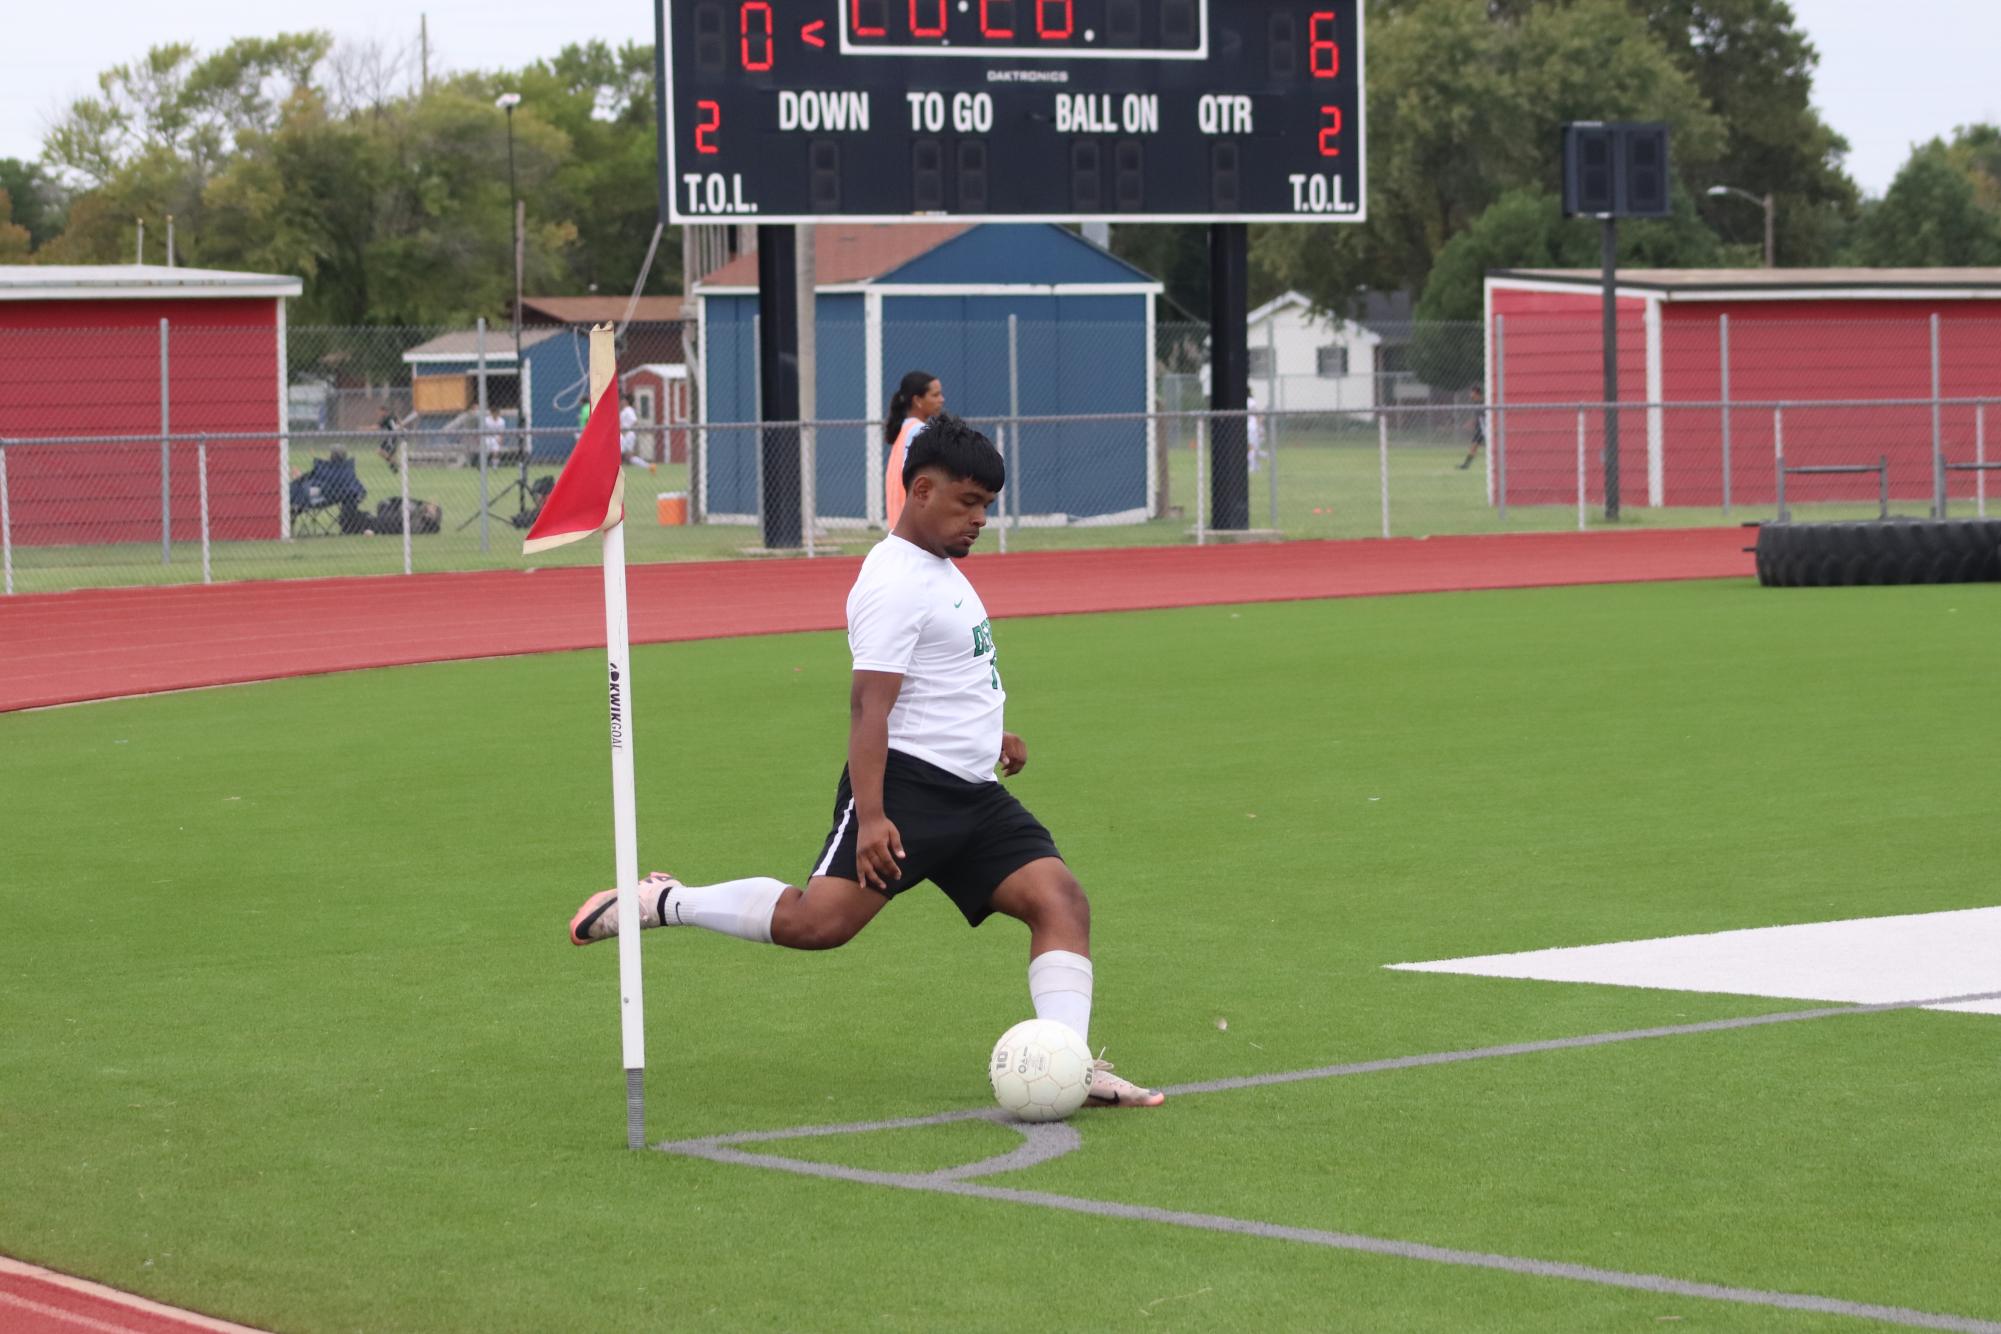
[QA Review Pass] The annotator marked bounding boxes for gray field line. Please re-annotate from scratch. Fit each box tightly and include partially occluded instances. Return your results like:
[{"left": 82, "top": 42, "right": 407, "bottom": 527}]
[
  {"left": 664, "top": 1144, "right": 2001, "bottom": 1334},
  {"left": 662, "top": 985, "right": 2001, "bottom": 1153},
  {"left": 657, "top": 986, "right": 2001, "bottom": 1332},
  {"left": 1161, "top": 985, "right": 2001, "bottom": 1096}
]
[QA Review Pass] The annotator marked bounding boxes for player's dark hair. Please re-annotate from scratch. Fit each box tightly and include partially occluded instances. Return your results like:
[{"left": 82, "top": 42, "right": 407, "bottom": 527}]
[
  {"left": 884, "top": 370, "right": 939, "bottom": 443},
  {"left": 903, "top": 412, "right": 1004, "bottom": 493}
]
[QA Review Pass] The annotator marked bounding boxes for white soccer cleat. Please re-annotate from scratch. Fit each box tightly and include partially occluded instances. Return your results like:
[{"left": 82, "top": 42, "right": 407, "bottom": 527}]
[
  {"left": 1085, "top": 1057, "right": 1166, "bottom": 1108},
  {"left": 568, "top": 871, "right": 680, "bottom": 946}
]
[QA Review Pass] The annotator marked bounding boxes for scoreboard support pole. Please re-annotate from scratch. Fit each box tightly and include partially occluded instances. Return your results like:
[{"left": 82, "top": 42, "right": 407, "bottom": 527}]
[
  {"left": 757, "top": 225, "right": 803, "bottom": 549},
  {"left": 1209, "top": 224, "right": 1251, "bottom": 532},
  {"left": 1600, "top": 217, "right": 1621, "bottom": 522}
]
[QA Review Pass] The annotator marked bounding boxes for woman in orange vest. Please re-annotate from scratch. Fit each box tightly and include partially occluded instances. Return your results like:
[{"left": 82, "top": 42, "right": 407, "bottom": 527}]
[{"left": 883, "top": 370, "right": 944, "bottom": 530}]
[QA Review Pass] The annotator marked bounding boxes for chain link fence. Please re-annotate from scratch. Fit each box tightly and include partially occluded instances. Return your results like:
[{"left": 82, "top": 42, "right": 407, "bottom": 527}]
[{"left": 2, "top": 316, "right": 1995, "bottom": 593}]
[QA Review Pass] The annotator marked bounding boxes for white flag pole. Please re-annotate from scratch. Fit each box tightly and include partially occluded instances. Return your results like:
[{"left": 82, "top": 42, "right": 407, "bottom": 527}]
[{"left": 590, "top": 324, "right": 647, "bottom": 1148}]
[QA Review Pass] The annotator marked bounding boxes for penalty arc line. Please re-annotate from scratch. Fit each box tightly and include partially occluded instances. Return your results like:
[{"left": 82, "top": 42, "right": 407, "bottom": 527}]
[{"left": 658, "top": 987, "right": 2001, "bottom": 1333}]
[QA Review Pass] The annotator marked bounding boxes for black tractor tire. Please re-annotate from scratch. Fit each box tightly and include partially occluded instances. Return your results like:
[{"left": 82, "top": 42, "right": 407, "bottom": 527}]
[{"left": 1755, "top": 519, "right": 2001, "bottom": 587}]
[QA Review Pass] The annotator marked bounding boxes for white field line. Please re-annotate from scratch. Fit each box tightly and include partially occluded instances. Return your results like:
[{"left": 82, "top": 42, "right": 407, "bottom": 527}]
[
  {"left": 657, "top": 985, "right": 2001, "bottom": 1334},
  {"left": 1389, "top": 906, "right": 2001, "bottom": 1016}
]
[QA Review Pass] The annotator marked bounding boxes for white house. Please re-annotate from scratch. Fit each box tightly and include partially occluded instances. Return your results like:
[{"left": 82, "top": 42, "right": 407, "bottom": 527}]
[{"left": 1245, "top": 291, "right": 1381, "bottom": 415}]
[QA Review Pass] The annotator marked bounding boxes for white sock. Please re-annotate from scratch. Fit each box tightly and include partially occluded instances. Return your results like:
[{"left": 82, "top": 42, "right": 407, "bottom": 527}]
[
  {"left": 657, "top": 877, "right": 787, "bottom": 944},
  {"left": 1028, "top": 950, "right": 1094, "bottom": 1047}
]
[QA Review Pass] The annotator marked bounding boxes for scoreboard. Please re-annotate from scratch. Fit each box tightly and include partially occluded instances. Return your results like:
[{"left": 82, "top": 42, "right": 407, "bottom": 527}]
[{"left": 663, "top": 0, "right": 1365, "bottom": 224}]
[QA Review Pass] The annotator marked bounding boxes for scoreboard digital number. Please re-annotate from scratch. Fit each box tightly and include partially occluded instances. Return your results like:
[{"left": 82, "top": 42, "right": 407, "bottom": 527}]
[{"left": 664, "top": 0, "right": 1365, "bottom": 224}]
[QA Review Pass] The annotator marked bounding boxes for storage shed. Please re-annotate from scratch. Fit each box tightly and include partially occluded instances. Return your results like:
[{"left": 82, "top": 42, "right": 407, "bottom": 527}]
[
  {"left": 0, "top": 264, "right": 302, "bottom": 545},
  {"left": 621, "top": 363, "right": 691, "bottom": 464},
  {"left": 695, "top": 224, "right": 1163, "bottom": 527},
  {"left": 1485, "top": 269, "right": 2001, "bottom": 511},
  {"left": 400, "top": 327, "right": 593, "bottom": 461}
]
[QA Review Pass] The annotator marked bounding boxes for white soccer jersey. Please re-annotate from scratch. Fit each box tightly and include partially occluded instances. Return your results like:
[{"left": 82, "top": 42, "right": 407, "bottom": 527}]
[{"left": 846, "top": 535, "right": 1004, "bottom": 783}]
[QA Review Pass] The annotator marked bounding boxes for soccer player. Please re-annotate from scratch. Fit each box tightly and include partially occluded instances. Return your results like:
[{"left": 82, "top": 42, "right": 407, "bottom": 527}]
[
  {"left": 1457, "top": 387, "right": 1486, "bottom": 470},
  {"left": 569, "top": 413, "right": 1164, "bottom": 1109}
]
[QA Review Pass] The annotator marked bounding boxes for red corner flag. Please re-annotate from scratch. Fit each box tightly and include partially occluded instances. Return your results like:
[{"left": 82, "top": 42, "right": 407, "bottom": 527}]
[{"left": 522, "top": 381, "right": 625, "bottom": 555}]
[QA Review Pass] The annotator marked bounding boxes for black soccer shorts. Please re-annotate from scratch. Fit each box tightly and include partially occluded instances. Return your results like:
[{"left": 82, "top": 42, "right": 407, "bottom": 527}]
[{"left": 809, "top": 749, "right": 1062, "bottom": 926}]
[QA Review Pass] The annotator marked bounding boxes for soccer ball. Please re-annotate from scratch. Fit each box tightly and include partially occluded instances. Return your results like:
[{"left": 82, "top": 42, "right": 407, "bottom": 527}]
[{"left": 989, "top": 1019, "right": 1093, "bottom": 1122}]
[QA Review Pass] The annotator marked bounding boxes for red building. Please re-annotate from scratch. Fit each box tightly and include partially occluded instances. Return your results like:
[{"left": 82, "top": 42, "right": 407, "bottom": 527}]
[
  {"left": 0, "top": 264, "right": 302, "bottom": 547},
  {"left": 1485, "top": 269, "right": 2001, "bottom": 511},
  {"left": 619, "top": 363, "right": 691, "bottom": 464}
]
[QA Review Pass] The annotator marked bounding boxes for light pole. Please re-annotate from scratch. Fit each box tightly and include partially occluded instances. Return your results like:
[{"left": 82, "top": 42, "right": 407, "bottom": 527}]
[
  {"left": 1707, "top": 184, "right": 1774, "bottom": 268},
  {"left": 496, "top": 92, "right": 524, "bottom": 368}
]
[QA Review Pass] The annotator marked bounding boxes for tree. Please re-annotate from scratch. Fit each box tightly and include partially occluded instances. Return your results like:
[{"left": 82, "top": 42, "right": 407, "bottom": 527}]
[
  {"left": 34, "top": 34, "right": 676, "bottom": 324},
  {"left": 0, "top": 161, "right": 67, "bottom": 249},
  {"left": 0, "top": 192, "right": 32, "bottom": 262},
  {"left": 1256, "top": 0, "right": 1724, "bottom": 317},
  {"left": 1404, "top": 185, "right": 1723, "bottom": 389},
  {"left": 1941, "top": 123, "right": 2001, "bottom": 215},
  {"left": 43, "top": 35, "right": 332, "bottom": 188},
  {"left": 1416, "top": 184, "right": 1723, "bottom": 321},
  {"left": 1848, "top": 140, "right": 2001, "bottom": 267},
  {"left": 510, "top": 41, "right": 678, "bottom": 300},
  {"left": 1584, "top": 1, "right": 1857, "bottom": 264}
]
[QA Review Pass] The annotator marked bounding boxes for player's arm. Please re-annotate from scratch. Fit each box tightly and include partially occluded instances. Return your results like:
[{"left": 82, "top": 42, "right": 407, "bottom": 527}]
[{"left": 848, "top": 670, "right": 907, "bottom": 890}]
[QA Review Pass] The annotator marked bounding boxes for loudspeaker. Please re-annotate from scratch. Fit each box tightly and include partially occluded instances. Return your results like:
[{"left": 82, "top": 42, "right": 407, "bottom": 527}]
[{"left": 1562, "top": 122, "right": 1672, "bottom": 219}]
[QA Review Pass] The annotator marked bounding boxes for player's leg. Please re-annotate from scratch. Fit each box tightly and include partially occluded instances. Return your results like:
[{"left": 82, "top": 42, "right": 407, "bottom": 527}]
[
  {"left": 769, "top": 876, "right": 888, "bottom": 949},
  {"left": 987, "top": 858, "right": 1163, "bottom": 1108},
  {"left": 991, "top": 857, "right": 1094, "bottom": 1038},
  {"left": 568, "top": 870, "right": 887, "bottom": 949},
  {"left": 570, "top": 763, "right": 920, "bottom": 950}
]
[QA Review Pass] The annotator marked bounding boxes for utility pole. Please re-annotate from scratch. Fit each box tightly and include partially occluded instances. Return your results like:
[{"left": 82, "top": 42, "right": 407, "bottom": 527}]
[
  {"left": 419, "top": 15, "right": 430, "bottom": 94},
  {"left": 1566, "top": 122, "right": 1671, "bottom": 523},
  {"left": 1600, "top": 218, "right": 1620, "bottom": 521},
  {"left": 497, "top": 93, "right": 524, "bottom": 365},
  {"left": 1707, "top": 185, "right": 1775, "bottom": 268}
]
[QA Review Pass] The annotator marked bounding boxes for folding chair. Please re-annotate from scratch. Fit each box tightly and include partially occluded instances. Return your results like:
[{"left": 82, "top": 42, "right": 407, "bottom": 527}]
[
  {"left": 291, "top": 482, "right": 341, "bottom": 537},
  {"left": 291, "top": 454, "right": 367, "bottom": 537}
]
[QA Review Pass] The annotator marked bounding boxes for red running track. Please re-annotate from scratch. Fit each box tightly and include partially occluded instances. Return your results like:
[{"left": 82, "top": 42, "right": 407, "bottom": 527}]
[
  {"left": 0, "top": 529, "right": 1753, "bottom": 713},
  {"left": 0, "top": 1257, "right": 265, "bottom": 1334}
]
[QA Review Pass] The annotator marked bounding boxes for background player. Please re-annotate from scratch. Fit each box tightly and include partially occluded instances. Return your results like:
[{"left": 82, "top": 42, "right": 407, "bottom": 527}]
[{"left": 883, "top": 370, "right": 944, "bottom": 531}]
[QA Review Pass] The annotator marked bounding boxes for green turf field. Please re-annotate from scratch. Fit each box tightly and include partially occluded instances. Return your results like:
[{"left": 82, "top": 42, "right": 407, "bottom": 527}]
[
  {"left": 8, "top": 433, "right": 1933, "bottom": 592},
  {"left": 3, "top": 580, "right": 1998, "bottom": 1331}
]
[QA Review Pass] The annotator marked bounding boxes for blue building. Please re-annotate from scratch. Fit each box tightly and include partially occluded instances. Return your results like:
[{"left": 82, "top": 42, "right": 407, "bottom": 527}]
[
  {"left": 694, "top": 224, "right": 1164, "bottom": 528},
  {"left": 401, "top": 326, "right": 602, "bottom": 460}
]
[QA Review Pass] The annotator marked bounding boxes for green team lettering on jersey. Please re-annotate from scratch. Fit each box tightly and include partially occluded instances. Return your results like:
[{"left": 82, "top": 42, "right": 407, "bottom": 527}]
[{"left": 971, "top": 618, "right": 1000, "bottom": 689}]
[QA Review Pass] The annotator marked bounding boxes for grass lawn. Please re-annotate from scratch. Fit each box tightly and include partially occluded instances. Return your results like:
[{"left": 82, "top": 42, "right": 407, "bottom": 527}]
[
  {"left": 5, "top": 431, "right": 1933, "bottom": 593},
  {"left": 2, "top": 580, "right": 1998, "bottom": 1331}
]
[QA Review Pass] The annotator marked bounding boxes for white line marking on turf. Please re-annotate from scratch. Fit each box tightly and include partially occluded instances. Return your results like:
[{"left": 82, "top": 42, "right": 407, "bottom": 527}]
[
  {"left": 1388, "top": 906, "right": 2001, "bottom": 1015},
  {"left": 659, "top": 986, "right": 2001, "bottom": 1334},
  {"left": 0, "top": 1257, "right": 267, "bottom": 1333},
  {"left": 661, "top": 1146, "right": 2001, "bottom": 1333},
  {"left": 662, "top": 986, "right": 2001, "bottom": 1156}
]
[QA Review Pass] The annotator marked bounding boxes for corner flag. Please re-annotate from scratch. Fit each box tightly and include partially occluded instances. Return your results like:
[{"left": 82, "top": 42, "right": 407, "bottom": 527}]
[
  {"left": 522, "top": 380, "right": 626, "bottom": 555},
  {"left": 540, "top": 327, "right": 647, "bottom": 1149}
]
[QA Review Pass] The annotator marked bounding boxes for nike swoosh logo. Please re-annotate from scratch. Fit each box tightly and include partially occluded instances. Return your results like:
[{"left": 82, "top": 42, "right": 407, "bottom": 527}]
[{"left": 954, "top": 598, "right": 964, "bottom": 608}]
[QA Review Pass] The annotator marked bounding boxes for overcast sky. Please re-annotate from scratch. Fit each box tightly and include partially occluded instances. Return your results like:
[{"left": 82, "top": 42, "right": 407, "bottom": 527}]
[{"left": 0, "top": 0, "right": 1992, "bottom": 199}]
